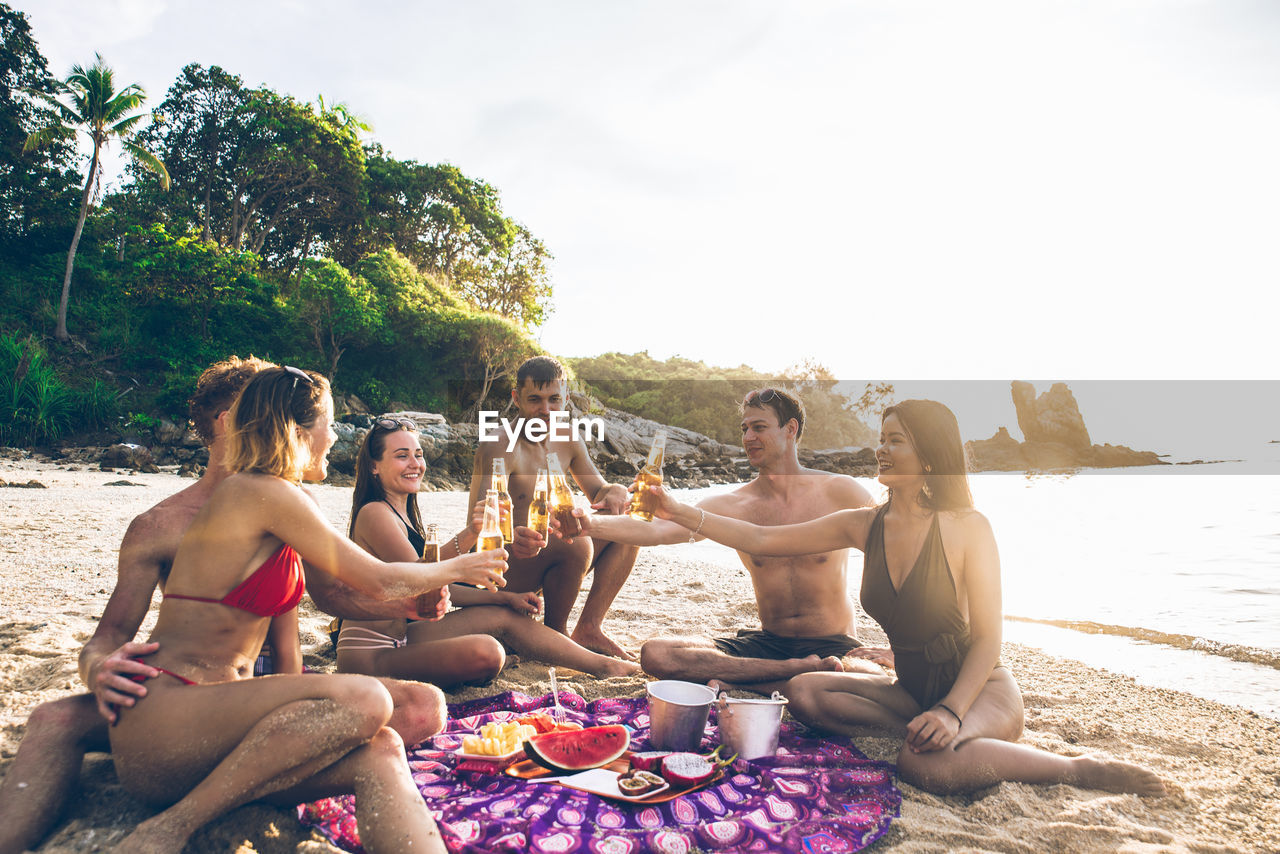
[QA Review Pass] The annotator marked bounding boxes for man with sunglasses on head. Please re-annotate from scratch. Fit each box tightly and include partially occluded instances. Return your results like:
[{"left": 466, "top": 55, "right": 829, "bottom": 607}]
[
  {"left": 0, "top": 357, "right": 449, "bottom": 854},
  {"left": 462, "top": 355, "right": 640, "bottom": 660},
  {"left": 567, "top": 387, "right": 892, "bottom": 696}
]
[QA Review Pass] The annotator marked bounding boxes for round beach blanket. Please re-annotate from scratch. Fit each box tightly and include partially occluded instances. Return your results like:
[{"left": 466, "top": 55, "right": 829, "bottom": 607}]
[{"left": 300, "top": 690, "right": 900, "bottom": 853}]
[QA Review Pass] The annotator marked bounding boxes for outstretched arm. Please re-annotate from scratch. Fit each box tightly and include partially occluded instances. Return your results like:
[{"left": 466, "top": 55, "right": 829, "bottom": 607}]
[
  {"left": 260, "top": 477, "right": 507, "bottom": 599},
  {"left": 566, "top": 437, "right": 630, "bottom": 515},
  {"left": 649, "top": 485, "right": 871, "bottom": 555},
  {"left": 305, "top": 568, "right": 447, "bottom": 620},
  {"left": 566, "top": 511, "right": 691, "bottom": 546}
]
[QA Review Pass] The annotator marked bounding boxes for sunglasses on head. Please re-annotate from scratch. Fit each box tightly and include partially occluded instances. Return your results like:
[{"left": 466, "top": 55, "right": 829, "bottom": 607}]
[
  {"left": 746, "top": 388, "right": 780, "bottom": 405},
  {"left": 375, "top": 417, "right": 417, "bottom": 432},
  {"left": 284, "top": 365, "right": 315, "bottom": 392}
]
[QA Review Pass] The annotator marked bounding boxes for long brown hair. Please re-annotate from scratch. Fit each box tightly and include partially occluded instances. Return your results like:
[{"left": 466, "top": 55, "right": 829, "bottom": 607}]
[
  {"left": 882, "top": 399, "right": 973, "bottom": 512},
  {"left": 348, "top": 422, "right": 424, "bottom": 538},
  {"left": 224, "top": 367, "right": 329, "bottom": 482}
]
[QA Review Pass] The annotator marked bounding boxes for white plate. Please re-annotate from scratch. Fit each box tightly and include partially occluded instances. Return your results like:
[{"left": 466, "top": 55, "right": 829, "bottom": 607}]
[
  {"left": 455, "top": 745, "right": 526, "bottom": 763},
  {"left": 551, "top": 768, "right": 671, "bottom": 801}
]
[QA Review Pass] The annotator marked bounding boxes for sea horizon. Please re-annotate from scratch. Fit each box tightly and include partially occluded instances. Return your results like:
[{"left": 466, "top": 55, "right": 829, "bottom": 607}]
[{"left": 668, "top": 451, "right": 1280, "bottom": 721}]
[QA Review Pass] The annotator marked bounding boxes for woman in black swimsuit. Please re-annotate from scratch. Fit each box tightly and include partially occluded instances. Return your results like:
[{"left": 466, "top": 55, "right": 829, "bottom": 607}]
[
  {"left": 336, "top": 420, "right": 638, "bottom": 683},
  {"left": 646, "top": 399, "right": 1164, "bottom": 797}
]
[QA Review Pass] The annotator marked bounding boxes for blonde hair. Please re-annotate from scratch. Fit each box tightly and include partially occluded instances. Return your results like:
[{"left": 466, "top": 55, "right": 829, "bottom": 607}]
[{"left": 224, "top": 367, "right": 330, "bottom": 482}]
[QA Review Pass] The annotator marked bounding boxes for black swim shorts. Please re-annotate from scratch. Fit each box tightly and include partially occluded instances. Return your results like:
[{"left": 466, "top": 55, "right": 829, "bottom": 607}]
[{"left": 712, "top": 628, "right": 862, "bottom": 661}]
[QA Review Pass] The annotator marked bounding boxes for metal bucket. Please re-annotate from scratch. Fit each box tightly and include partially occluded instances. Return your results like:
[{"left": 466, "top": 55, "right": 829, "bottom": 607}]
[
  {"left": 716, "top": 691, "right": 788, "bottom": 761},
  {"left": 646, "top": 680, "right": 716, "bottom": 751}
]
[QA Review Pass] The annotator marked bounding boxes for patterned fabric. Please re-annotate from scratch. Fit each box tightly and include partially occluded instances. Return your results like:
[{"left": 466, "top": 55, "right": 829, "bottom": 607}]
[{"left": 299, "top": 690, "right": 900, "bottom": 854}]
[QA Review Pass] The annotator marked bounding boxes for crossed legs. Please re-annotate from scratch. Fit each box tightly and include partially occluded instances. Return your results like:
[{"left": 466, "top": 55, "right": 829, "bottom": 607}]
[
  {"left": 786, "top": 668, "right": 1165, "bottom": 796},
  {"left": 640, "top": 635, "right": 868, "bottom": 697},
  {"left": 108, "top": 673, "right": 444, "bottom": 854},
  {"left": 503, "top": 536, "right": 640, "bottom": 660},
  {"left": 408, "top": 605, "right": 639, "bottom": 677}
]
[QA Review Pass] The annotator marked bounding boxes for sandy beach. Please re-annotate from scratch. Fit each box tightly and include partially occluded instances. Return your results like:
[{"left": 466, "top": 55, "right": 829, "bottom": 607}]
[{"left": 1, "top": 456, "right": 1277, "bottom": 853}]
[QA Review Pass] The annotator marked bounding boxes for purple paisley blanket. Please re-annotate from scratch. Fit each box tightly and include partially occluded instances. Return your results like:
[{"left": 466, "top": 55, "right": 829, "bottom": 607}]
[{"left": 299, "top": 690, "right": 900, "bottom": 853}]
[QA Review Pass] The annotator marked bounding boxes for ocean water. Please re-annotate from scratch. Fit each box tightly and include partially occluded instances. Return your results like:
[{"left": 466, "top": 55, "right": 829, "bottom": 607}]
[{"left": 668, "top": 448, "right": 1280, "bottom": 721}]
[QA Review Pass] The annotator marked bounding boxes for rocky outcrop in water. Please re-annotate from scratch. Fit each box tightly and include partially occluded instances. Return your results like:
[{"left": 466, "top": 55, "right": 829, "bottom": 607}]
[{"left": 966, "top": 382, "right": 1166, "bottom": 471}]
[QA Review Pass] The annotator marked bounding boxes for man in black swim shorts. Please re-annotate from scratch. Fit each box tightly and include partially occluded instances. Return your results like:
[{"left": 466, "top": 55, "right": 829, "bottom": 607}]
[{"left": 573, "top": 388, "right": 893, "bottom": 695}]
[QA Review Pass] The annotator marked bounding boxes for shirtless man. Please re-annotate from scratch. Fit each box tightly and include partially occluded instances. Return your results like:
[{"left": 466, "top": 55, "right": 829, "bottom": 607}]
[
  {"left": 0, "top": 357, "right": 447, "bottom": 854},
  {"left": 464, "top": 355, "right": 639, "bottom": 659},
  {"left": 570, "top": 387, "right": 890, "bottom": 694}
]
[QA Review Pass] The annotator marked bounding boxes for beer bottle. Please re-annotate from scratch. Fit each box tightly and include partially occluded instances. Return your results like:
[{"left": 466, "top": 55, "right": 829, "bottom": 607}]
[
  {"left": 491, "top": 458, "right": 514, "bottom": 543},
  {"left": 478, "top": 489, "right": 505, "bottom": 554},
  {"left": 527, "top": 467, "right": 551, "bottom": 539},
  {"left": 546, "top": 453, "right": 582, "bottom": 538},
  {"left": 421, "top": 523, "right": 440, "bottom": 562},
  {"left": 629, "top": 430, "right": 667, "bottom": 521}
]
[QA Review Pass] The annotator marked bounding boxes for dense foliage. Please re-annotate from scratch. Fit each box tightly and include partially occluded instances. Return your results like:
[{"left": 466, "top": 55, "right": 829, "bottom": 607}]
[
  {"left": 0, "top": 4, "right": 543, "bottom": 432},
  {"left": 0, "top": 5, "right": 872, "bottom": 449},
  {"left": 569, "top": 352, "right": 886, "bottom": 450}
]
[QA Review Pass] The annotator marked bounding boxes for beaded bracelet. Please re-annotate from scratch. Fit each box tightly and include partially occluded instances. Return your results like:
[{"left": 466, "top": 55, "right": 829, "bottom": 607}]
[{"left": 688, "top": 508, "right": 706, "bottom": 542}]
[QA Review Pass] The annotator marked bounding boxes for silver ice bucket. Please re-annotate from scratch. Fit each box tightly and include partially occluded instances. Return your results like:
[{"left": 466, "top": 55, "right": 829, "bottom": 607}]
[
  {"left": 716, "top": 691, "right": 788, "bottom": 761},
  {"left": 646, "top": 680, "right": 716, "bottom": 751}
]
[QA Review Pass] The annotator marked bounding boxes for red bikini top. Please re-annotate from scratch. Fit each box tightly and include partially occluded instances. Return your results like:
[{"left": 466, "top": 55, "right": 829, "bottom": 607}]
[{"left": 165, "top": 543, "right": 305, "bottom": 617}]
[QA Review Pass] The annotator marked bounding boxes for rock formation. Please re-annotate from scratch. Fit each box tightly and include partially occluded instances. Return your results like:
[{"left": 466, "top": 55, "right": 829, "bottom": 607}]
[
  {"left": 1011, "top": 381, "right": 1092, "bottom": 450},
  {"left": 967, "top": 382, "right": 1165, "bottom": 471}
]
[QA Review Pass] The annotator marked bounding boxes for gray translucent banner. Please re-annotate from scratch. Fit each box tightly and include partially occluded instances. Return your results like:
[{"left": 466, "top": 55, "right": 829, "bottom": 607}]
[{"left": 571, "top": 376, "right": 1280, "bottom": 474}]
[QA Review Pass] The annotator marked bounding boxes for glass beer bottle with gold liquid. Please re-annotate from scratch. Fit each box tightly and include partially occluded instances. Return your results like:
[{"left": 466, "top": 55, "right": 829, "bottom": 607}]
[
  {"left": 491, "top": 458, "right": 514, "bottom": 543},
  {"left": 478, "top": 490, "right": 505, "bottom": 554},
  {"left": 546, "top": 453, "right": 582, "bottom": 537},
  {"left": 421, "top": 523, "right": 440, "bottom": 562},
  {"left": 527, "top": 467, "right": 551, "bottom": 539},
  {"left": 629, "top": 430, "right": 666, "bottom": 521}
]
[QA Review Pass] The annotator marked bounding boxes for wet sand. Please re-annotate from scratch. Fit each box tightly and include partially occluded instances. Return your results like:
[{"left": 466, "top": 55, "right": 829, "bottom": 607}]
[{"left": 1, "top": 457, "right": 1277, "bottom": 852}]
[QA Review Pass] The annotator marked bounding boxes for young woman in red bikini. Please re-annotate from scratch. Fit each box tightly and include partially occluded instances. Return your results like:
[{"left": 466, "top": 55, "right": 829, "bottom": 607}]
[
  {"left": 644, "top": 400, "right": 1165, "bottom": 797},
  {"left": 106, "top": 366, "right": 508, "bottom": 854},
  {"left": 335, "top": 421, "right": 638, "bottom": 682}
]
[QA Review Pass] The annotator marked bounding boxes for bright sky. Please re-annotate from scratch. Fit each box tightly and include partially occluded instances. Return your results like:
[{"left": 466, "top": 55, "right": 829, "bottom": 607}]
[{"left": 15, "top": 1, "right": 1280, "bottom": 446}]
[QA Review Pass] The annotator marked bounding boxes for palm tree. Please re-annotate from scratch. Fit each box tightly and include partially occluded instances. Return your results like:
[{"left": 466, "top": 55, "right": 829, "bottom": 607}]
[{"left": 23, "top": 53, "right": 169, "bottom": 342}]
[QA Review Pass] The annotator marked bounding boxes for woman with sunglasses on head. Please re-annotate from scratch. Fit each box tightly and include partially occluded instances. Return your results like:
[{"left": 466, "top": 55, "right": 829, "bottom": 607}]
[
  {"left": 106, "top": 367, "right": 508, "bottom": 854},
  {"left": 336, "top": 418, "right": 639, "bottom": 684},
  {"left": 641, "top": 399, "right": 1164, "bottom": 797}
]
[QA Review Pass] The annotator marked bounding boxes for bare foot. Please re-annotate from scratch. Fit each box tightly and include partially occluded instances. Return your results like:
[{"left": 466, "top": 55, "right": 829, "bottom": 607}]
[
  {"left": 795, "top": 654, "right": 845, "bottom": 674},
  {"left": 601, "top": 658, "right": 641, "bottom": 677},
  {"left": 571, "top": 625, "right": 637, "bottom": 661},
  {"left": 111, "top": 815, "right": 192, "bottom": 853},
  {"left": 1073, "top": 755, "right": 1166, "bottom": 796}
]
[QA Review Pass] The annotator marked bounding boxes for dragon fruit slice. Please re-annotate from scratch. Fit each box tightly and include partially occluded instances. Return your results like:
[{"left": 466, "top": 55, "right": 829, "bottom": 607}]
[
  {"left": 629, "top": 751, "right": 672, "bottom": 773},
  {"left": 660, "top": 752, "right": 716, "bottom": 787}
]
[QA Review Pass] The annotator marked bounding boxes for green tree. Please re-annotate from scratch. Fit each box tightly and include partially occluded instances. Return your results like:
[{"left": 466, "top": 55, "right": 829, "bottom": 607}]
[
  {"left": 337, "top": 151, "right": 552, "bottom": 326},
  {"left": 121, "top": 224, "right": 261, "bottom": 340},
  {"left": 23, "top": 52, "right": 169, "bottom": 341},
  {"left": 288, "top": 258, "right": 382, "bottom": 379},
  {"left": 460, "top": 311, "right": 536, "bottom": 412},
  {"left": 455, "top": 222, "right": 553, "bottom": 327},
  {"left": 131, "top": 63, "right": 249, "bottom": 243},
  {"left": 0, "top": 4, "right": 78, "bottom": 250}
]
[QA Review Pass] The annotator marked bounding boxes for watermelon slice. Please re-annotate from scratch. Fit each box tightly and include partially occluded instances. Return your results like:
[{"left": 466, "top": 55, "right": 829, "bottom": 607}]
[{"left": 523, "top": 724, "right": 630, "bottom": 772}]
